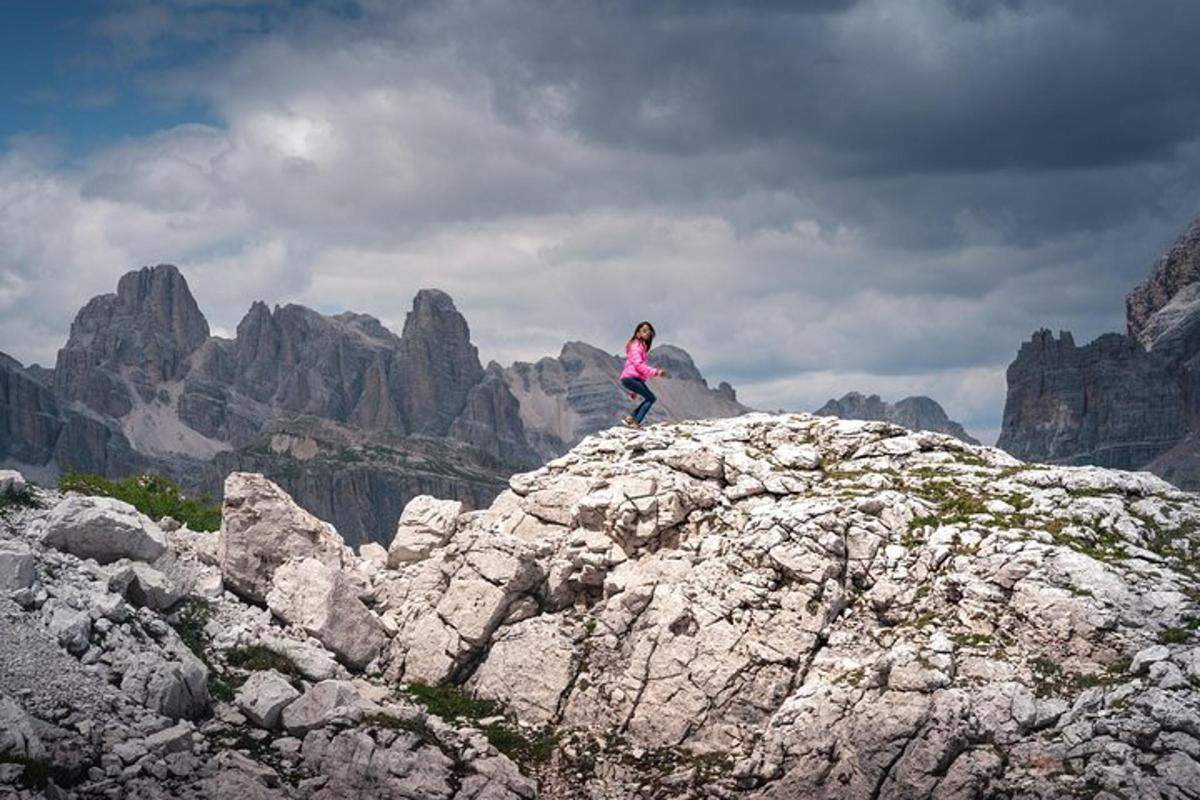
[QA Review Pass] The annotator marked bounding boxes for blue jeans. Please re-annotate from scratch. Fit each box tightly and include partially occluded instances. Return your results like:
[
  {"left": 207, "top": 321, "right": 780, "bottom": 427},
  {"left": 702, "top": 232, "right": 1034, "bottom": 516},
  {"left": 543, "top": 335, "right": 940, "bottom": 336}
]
[{"left": 621, "top": 377, "right": 656, "bottom": 424}]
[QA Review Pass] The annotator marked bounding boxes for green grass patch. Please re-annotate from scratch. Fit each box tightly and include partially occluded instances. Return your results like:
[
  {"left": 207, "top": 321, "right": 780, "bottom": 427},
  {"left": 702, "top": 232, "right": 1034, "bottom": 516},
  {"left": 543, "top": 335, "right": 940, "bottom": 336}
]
[
  {"left": 402, "top": 682, "right": 504, "bottom": 721},
  {"left": 482, "top": 724, "right": 558, "bottom": 766},
  {"left": 225, "top": 645, "right": 302, "bottom": 678},
  {"left": 1159, "top": 620, "right": 1200, "bottom": 644},
  {"left": 59, "top": 471, "right": 221, "bottom": 531},
  {"left": 1043, "top": 518, "right": 1129, "bottom": 563},
  {"left": 1030, "top": 656, "right": 1128, "bottom": 698}
]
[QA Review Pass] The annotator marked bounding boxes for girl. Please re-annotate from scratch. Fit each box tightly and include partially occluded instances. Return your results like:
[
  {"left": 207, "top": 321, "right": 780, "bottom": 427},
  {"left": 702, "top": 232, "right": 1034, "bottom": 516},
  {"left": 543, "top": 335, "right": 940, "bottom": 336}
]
[{"left": 620, "top": 321, "right": 668, "bottom": 428}]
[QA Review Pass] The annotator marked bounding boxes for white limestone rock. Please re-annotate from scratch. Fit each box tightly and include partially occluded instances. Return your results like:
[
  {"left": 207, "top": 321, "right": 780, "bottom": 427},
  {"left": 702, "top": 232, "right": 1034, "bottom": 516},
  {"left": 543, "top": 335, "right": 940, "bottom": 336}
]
[
  {"left": 109, "top": 562, "right": 185, "bottom": 611},
  {"left": 267, "top": 557, "right": 388, "bottom": 670},
  {"left": 218, "top": 472, "right": 345, "bottom": 604},
  {"left": 236, "top": 670, "right": 301, "bottom": 730},
  {"left": 39, "top": 495, "right": 166, "bottom": 564},
  {"left": 386, "top": 495, "right": 463, "bottom": 566}
]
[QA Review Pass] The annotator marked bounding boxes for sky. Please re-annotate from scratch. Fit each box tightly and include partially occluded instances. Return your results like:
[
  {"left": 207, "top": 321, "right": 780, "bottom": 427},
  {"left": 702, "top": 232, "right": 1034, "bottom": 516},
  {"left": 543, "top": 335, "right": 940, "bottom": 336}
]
[{"left": 3, "top": 1, "right": 1200, "bottom": 446}]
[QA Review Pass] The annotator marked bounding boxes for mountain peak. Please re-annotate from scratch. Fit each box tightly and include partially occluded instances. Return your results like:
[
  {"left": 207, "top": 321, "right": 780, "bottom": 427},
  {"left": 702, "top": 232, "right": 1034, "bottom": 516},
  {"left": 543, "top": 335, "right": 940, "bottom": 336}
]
[
  {"left": 54, "top": 264, "right": 210, "bottom": 415},
  {"left": 1128, "top": 215, "right": 1200, "bottom": 347},
  {"left": 815, "top": 391, "right": 979, "bottom": 445}
]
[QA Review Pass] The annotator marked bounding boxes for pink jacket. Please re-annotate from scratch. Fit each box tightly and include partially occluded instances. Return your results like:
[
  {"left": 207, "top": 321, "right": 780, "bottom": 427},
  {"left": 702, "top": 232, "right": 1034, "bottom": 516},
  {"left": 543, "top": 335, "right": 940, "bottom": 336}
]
[{"left": 620, "top": 340, "right": 662, "bottom": 381}]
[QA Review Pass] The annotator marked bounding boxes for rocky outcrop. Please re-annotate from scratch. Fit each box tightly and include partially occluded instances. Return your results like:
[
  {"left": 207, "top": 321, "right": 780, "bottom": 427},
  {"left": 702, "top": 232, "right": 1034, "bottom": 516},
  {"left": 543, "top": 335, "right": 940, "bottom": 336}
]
[
  {"left": 387, "top": 495, "right": 463, "bottom": 566},
  {"left": 999, "top": 215, "right": 1200, "bottom": 488},
  {"left": 218, "top": 472, "right": 345, "bottom": 604},
  {"left": 5, "top": 408, "right": 1200, "bottom": 798},
  {"left": 0, "top": 472, "right": 534, "bottom": 799},
  {"left": 997, "top": 329, "right": 1187, "bottom": 469},
  {"left": 0, "top": 353, "right": 146, "bottom": 482},
  {"left": 815, "top": 390, "right": 980, "bottom": 444},
  {"left": 501, "top": 340, "right": 749, "bottom": 460},
  {"left": 369, "top": 412, "right": 1200, "bottom": 798},
  {"left": 267, "top": 557, "right": 388, "bottom": 670},
  {"left": 1128, "top": 217, "right": 1200, "bottom": 348}
]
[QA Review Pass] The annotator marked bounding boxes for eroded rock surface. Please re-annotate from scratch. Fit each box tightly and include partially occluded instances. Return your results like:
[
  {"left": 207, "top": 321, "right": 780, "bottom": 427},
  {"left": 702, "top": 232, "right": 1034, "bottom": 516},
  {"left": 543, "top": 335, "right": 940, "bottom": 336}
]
[
  {"left": 5, "top": 409, "right": 1200, "bottom": 799},
  {"left": 371, "top": 412, "right": 1200, "bottom": 799}
]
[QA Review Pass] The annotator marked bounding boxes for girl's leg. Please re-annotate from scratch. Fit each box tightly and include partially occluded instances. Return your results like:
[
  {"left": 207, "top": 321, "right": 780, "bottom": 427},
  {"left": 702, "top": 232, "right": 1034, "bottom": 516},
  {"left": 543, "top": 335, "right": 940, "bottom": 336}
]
[
  {"left": 633, "top": 385, "right": 657, "bottom": 424},
  {"left": 621, "top": 378, "right": 655, "bottom": 423}
]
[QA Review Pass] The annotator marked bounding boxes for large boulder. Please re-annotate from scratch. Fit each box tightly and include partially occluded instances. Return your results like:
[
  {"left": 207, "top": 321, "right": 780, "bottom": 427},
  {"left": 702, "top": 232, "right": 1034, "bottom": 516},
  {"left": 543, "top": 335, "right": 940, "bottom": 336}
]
[
  {"left": 219, "top": 472, "right": 345, "bottom": 604},
  {"left": 386, "top": 495, "right": 463, "bottom": 566},
  {"left": 267, "top": 557, "right": 388, "bottom": 670},
  {"left": 39, "top": 495, "right": 166, "bottom": 564}
]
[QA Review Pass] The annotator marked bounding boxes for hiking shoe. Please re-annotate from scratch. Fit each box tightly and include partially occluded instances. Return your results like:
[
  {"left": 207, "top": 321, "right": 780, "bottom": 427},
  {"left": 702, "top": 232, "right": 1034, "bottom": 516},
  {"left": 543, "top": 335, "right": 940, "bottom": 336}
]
[{"left": 623, "top": 416, "right": 640, "bottom": 429}]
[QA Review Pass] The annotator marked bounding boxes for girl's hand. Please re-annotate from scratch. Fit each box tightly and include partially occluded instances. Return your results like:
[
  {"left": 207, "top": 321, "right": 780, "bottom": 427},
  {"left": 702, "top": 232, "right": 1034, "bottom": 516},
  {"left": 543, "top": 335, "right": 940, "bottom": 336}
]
[{"left": 658, "top": 369, "right": 668, "bottom": 378}]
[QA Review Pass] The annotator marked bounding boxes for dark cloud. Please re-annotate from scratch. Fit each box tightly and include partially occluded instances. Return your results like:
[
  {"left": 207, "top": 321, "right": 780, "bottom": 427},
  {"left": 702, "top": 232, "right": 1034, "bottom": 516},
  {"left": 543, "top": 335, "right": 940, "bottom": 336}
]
[{"left": 4, "top": 0, "right": 1200, "bottom": 445}]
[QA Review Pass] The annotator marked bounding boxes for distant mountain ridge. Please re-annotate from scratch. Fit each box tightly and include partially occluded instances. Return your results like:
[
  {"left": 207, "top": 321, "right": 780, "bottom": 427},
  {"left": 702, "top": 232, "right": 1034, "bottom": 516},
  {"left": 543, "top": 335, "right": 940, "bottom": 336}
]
[
  {"left": 813, "top": 391, "right": 979, "bottom": 444},
  {"left": 0, "top": 265, "right": 747, "bottom": 543},
  {"left": 998, "top": 216, "right": 1200, "bottom": 488}
]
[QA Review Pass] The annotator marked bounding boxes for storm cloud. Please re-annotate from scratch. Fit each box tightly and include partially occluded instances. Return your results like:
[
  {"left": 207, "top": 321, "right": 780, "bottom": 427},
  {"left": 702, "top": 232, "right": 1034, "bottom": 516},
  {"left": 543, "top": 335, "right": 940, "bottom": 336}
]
[{"left": 2, "top": 0, "right": 1199, "bottom": 444}]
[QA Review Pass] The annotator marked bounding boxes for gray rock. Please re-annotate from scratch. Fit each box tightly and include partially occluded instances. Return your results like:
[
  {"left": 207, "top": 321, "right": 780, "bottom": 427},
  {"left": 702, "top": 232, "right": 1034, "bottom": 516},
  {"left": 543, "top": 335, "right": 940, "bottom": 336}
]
[
  {"left": 387, "top": 495, "right": 463, "bottom": 566},
  {"left": 47, "top": 603, "right": 92, "bottom": 655},
  {"left": 0, "top": 541, "right": 36, "bottom": 592},
  {"left": 281, "top": 680, "right": 379, "bottom": 737},
  {"left": 39, "top": 494, "right": 166, "bottom": 564},
  {"left": 0, "top": 694, "right": 45, "bottom": 762},
  {"left": 0, "top": 469, "right": 28, "bottom": 498},
  {"left": 266, "top": 558, "right": 388, "bottom": 670},
  {"left": 109, "top": 562, "right": 184, "bottom": 611},
  {"left": 235, "top": 670, "right": 300, "bottom": 730},
  {"left": 144, "top": 722, "right": 194, "bottom": 755}
]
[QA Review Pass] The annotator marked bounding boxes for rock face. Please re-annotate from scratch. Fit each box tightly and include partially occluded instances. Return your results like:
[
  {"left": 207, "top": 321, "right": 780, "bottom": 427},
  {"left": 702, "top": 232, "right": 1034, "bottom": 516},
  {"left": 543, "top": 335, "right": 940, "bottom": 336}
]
[
  {"left": 997, "top": 329, "right": 1186, "bottom": 468},
  {"left": 371, "top": 412, "right": 1200, "bottom": 799},
  {"left": 501, "top": 340, "right": 749, "bottom": 460},
  {"left": 4, "top": 267, "right": 562, "bottom": 545},
  {"left": 999, "top": 215, "right": 1200, "bottom": 489},
  {"left": 1127, "top": 217, "right": 1200, "bottom": 348},
  {"left": 55, "top": 264, "right": 210, "bottom": 418},
  {"left": 815, "top": 390, "right": 980, "bottom": 444},
  {"left": 218, "top": 472, "right": 345, "bottom": 604}
]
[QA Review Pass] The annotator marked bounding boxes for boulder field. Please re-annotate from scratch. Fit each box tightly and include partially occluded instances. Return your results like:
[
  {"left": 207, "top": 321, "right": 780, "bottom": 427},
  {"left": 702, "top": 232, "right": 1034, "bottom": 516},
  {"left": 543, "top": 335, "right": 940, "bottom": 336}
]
[{"left": 2, "top": 412, "right": 1200, "bottom": 799}]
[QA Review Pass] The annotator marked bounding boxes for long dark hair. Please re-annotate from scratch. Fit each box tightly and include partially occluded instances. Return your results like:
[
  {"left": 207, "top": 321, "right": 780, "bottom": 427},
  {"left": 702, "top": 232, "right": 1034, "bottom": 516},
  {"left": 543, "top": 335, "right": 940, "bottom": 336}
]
[{"left": 627, "top": 321, "right": 655, "bottom": 352}]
